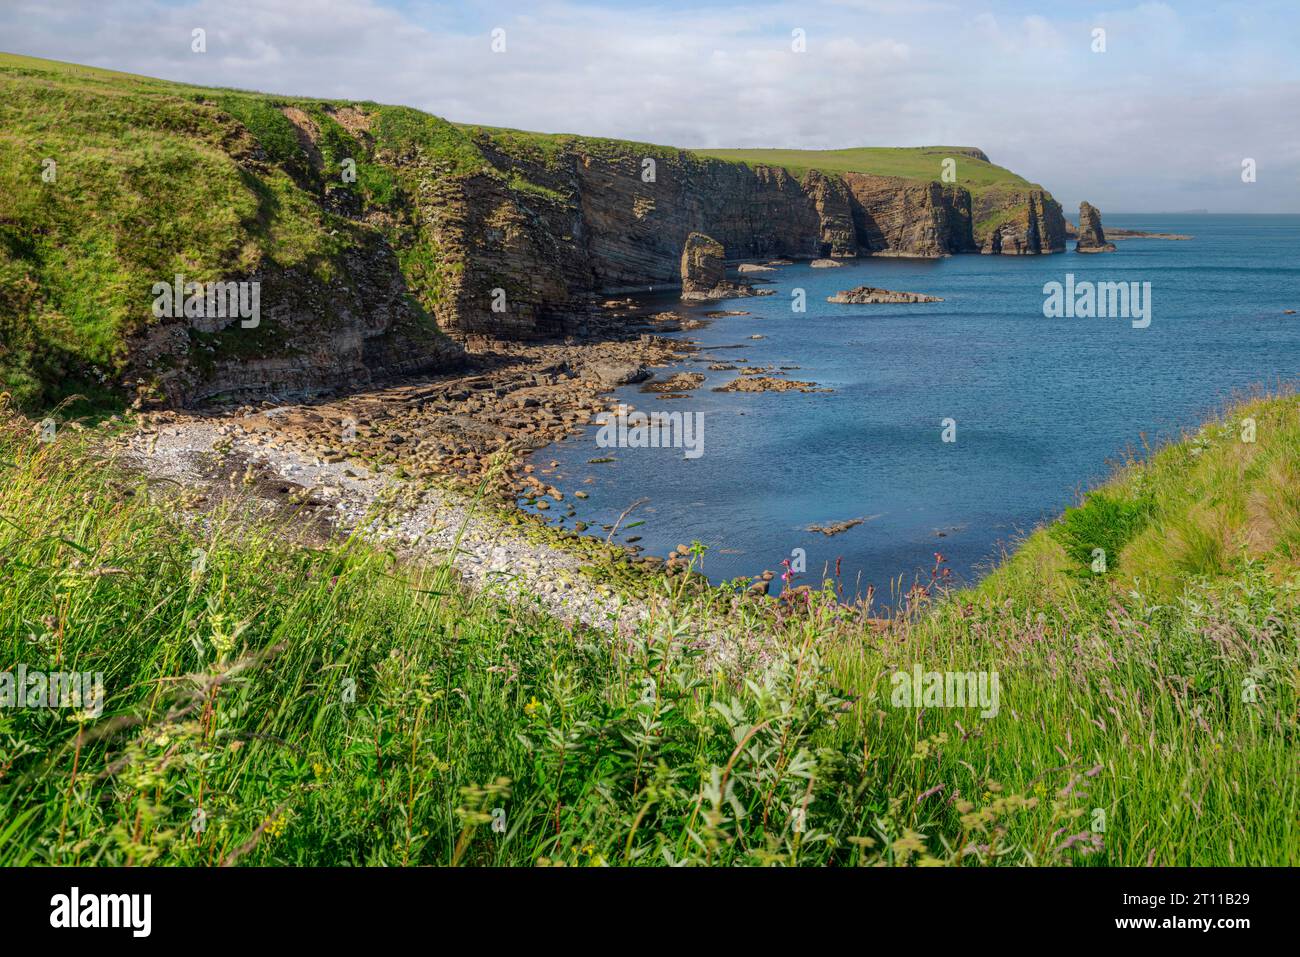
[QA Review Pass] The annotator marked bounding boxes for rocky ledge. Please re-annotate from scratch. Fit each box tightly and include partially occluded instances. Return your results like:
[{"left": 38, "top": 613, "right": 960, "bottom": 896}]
[
  {"left": 1066, "top": 222, "right": 1192, "bottom": 241},
  {"left": 715, "top": 375, "right": 825, "bottom": 394},
  {"left": 827, "top": 285, "right": 943, "bottom": 304},
  {"left": 641, "top": 372, "right": 706, "bottom": 393}
]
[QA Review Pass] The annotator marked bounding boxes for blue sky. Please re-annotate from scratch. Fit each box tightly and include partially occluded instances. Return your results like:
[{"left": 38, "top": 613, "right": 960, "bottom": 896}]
[{"left": 4, "top": 0, "right": 1298, "bottom": 212}]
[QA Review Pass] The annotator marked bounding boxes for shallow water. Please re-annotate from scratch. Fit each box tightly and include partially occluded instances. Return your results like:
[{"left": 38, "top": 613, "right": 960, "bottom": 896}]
[{"left": 524, "top": 215, "right": 1300, "bottom": 600}]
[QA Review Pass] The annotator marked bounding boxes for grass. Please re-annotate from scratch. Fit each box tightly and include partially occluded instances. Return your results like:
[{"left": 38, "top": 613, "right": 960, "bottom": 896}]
[
  {"left": 693, "top": 146, "right": 1036, "bottom": 191},
  {"left": 0, "top": 52, "right": 460, "bottom": 412},
  {"left": 0, "top": 391, "right": 1295, "bottom": 866}
]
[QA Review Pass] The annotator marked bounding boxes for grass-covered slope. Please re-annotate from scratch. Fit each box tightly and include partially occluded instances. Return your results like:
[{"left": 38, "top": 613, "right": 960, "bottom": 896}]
[
  {"left": 0, "top": 52, "right": 469, "bottom": 411},
  {"left": 694, "top": 145, "right": 1032, "bottom": 189},
  {"left": 0, "top": 393, "right": 1294, "bottom": 866}
]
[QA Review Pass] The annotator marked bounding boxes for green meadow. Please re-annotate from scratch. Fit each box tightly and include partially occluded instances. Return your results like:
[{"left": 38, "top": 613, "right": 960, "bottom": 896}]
[{"left": 0, "top": 391, "right": 1294, "bottom": 866}]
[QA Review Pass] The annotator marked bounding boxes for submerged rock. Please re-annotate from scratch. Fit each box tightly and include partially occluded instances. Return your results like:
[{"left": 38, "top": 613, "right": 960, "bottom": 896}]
[{"left": 808, "top": 517, "right": 865, "bottom": 536}]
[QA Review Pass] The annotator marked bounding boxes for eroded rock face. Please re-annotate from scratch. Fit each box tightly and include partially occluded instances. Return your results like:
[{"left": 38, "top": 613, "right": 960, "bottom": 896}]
[
  {"left": 132, "top": 232, "right": 467, "bottom": 406},
  {"left": 1075, "top": 201, "right": 1117, "bottom": 253},
  {"left": 843, "top": 174, "right": 973, "bottom": 256},
  {"left": 975, "top": 189, "right": 1067, "bottom": 255},
  {"left": 678, "top": 232, "right": 764, "bottom": 302},
  {"left": 827, "top": 286, "right": 943, "bottom": 304},
  {"left": 433, "top": 134, "right": 1069, "bottom": 337},
  {"left": 681, "top": 232, "right": 728, "bottom": 294},
  {"left": 134, "top": 106, "right": 1073, "bottom": 405}
]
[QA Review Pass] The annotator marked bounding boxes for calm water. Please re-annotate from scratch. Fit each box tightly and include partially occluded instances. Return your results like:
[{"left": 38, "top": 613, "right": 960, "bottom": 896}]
[{"left": 525, "top": 215, "right": 1300, "bottom": 599}]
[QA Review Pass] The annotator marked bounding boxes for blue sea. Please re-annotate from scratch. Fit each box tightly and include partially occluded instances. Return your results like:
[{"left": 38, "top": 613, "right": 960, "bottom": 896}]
[{"left": 524, "top": 215, "right": 1300, "bottom": 600}]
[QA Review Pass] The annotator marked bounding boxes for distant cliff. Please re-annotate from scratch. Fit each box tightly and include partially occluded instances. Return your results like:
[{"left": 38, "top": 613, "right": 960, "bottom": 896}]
[
  {"left": 438, "top": 132, "right": 1066, "bottom": 337},
  {"left": 0, "top": 53, "right": 1065, "bottom": 408}
]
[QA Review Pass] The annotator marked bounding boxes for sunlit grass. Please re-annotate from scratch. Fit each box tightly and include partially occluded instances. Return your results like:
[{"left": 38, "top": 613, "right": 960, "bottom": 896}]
[{"left": 0, "top": 391, "right": 1295, "bottom": 866}]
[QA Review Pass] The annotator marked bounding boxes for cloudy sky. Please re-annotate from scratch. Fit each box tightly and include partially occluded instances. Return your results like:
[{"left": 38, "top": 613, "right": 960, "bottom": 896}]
[{"left": 4, "top": 0, "right": 1298, "bottom": 212}]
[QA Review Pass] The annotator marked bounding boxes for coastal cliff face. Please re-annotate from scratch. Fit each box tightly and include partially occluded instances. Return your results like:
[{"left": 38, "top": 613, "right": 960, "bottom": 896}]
[
  {"left": 972, "top": 188, "right": 1067, "bottom": 255},
  {"left": 0, "top": 53, "right": 1068, "bottom": 408},
  {"left": 131, "top": 235, "right": 466, "bottom": 405},
  {"left": 433, "top": 134, "right": 1067, "bottom": 337}
]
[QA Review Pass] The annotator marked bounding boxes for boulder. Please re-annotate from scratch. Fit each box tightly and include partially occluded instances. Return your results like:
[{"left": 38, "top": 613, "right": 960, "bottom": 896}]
[{"left": 583, "top": 360, "right": 650, "bottom": 388}]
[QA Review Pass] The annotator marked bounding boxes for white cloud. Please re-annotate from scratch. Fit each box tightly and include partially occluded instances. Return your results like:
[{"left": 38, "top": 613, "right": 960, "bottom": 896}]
[{"left": 0, "top": 0, "right": 1296, "bottom": 211}]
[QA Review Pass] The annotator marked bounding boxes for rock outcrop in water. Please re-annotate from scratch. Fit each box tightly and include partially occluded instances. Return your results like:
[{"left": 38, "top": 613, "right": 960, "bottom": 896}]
[
  {"left": 1075, "top": 201, "right": 1117, "bottom": 253},
  {"left": 827, "top": 286, "right": 943, "bottom": 304},
  {"left": 679, "top": 233, "right": 763, "bottom": 301}
]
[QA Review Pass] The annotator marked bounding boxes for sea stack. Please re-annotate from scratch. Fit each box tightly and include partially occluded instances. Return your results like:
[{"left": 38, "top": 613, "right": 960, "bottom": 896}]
[
  {"left": 680, "top": 232, "right": 767, "bottom": 301},
  {"left": 1075, "top": 201, "right": 1116, "bottom": 253}
]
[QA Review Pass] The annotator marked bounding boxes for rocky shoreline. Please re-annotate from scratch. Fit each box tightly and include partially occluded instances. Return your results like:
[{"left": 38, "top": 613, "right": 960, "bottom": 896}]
[
  {"left": 117, "top": 416, "right": 664, "bottom": 630},
  {"left": 116, "top": 279, "right": 857, "bottom": 626}
]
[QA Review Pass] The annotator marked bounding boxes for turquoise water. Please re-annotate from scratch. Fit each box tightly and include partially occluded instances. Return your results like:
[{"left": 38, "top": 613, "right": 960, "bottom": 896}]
[{"left": 526, "top": 215, "right": 1300, "bottom": 599}]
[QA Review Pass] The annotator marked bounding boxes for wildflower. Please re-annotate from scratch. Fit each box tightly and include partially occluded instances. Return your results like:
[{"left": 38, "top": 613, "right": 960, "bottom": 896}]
[
  {"left": 523, "top": 696, "right": 541, "bottom": 717},
  {"left": 891, "top": 830, "right": 928, "bottom": 862}
]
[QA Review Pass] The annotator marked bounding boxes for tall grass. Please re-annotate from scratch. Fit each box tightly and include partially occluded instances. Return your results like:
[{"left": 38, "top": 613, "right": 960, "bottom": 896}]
[{"left": 0, "top": 396, "right": 1296, "bottom": 865}]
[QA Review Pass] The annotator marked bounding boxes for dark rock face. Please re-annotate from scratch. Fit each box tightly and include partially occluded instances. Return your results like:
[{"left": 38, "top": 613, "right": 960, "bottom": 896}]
[
  {"left": 131, "top": 231, "right": 466, "bottom": 406},
  {"left": 432, "top": 139, "right": 1069, "bottom": 338},
  {"left": 678, "top": 232, "right": 762, "bottom": 301},
  {"left": 680, "top": 232, "right": 728, "bottom": 296},
  {"left": 975, "top": 189, "right": 1067, "bottom": 255},
  {"left": 1075, "top": 201, "right": 1116, "bottom": 253}
]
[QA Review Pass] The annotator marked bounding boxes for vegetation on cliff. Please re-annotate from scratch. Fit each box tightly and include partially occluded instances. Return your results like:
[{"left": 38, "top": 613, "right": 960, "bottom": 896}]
[
  {"left": 0, "top": 391, "right": 1294, "bottom": 866},
  {"left": 694, "top": 145, "right": 1032, "bottom": 190},
  {"left": 0, "top": 53, "right": 459, "bottom": 412},
  {"left": 3, "top": 53, "right": 1068, "bottom": 413}
]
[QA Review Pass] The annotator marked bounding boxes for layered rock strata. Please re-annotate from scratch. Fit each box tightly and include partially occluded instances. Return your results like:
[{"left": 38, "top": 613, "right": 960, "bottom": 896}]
[{"left": 1075, "top": 201, "right": 1117, "bottom": 253}]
